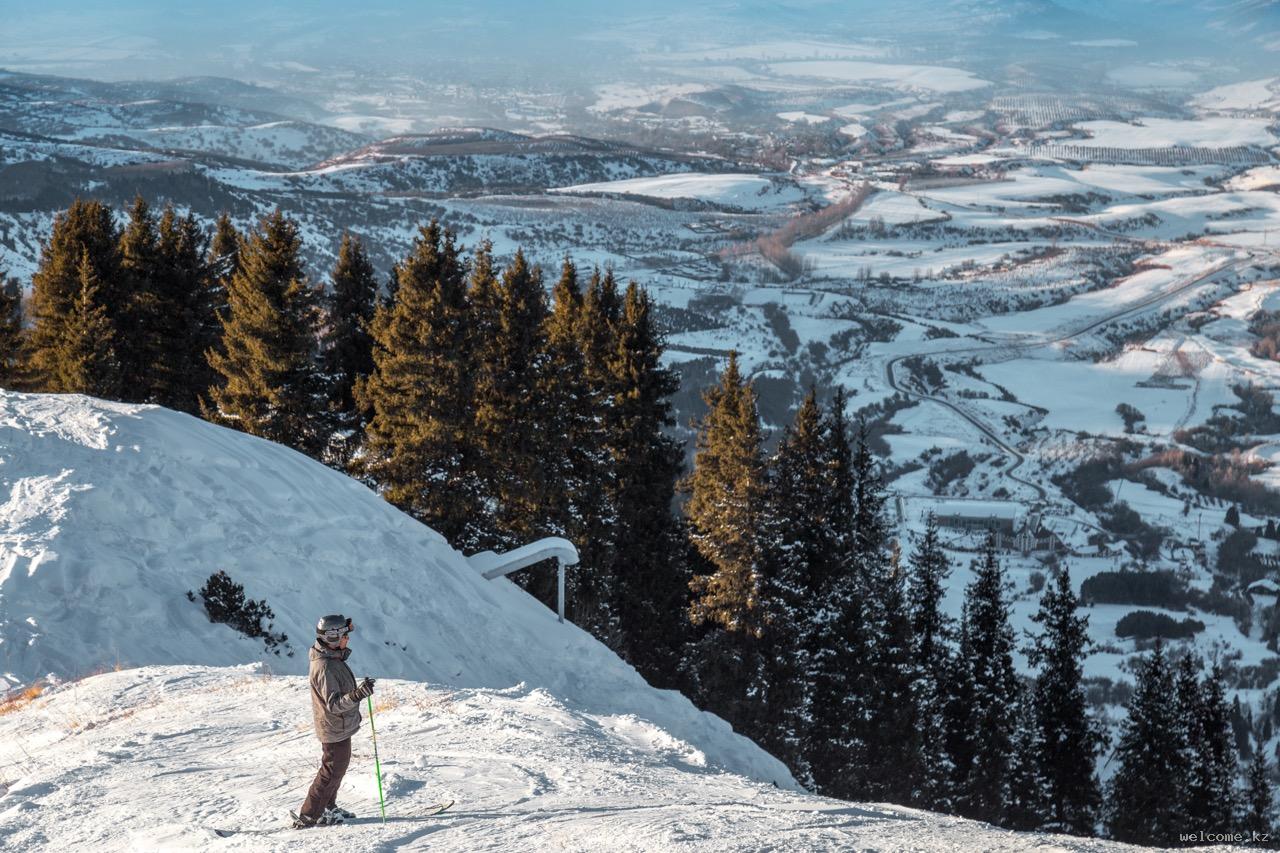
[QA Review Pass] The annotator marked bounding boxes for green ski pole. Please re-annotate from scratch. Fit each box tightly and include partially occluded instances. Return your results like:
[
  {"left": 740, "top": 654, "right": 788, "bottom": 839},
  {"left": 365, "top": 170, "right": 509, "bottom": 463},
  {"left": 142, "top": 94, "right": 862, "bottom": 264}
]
[{"left": 367, "top": 694, "right": 387, "bottom": 823}]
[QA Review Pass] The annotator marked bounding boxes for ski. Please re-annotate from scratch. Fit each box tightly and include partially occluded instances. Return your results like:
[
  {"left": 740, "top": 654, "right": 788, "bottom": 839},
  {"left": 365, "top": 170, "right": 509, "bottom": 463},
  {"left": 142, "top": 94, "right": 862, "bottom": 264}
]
[{"left": 210, "top": 802, "right": 455, "bottom": 837}]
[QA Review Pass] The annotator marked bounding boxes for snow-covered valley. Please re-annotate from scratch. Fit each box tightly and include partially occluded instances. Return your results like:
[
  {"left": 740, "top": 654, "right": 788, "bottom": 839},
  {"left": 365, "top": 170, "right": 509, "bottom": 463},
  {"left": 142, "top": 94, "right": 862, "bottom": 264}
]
[{"left": 7, "top": 5, "right": 1280, "bottom": 846}]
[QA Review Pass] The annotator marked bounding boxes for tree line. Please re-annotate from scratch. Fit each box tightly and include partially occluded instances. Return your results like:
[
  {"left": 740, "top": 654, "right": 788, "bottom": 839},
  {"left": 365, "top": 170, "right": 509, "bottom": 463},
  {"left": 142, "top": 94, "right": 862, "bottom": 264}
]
[{"left": 2, "top": 198, "right": 1275, "bottom": 844}]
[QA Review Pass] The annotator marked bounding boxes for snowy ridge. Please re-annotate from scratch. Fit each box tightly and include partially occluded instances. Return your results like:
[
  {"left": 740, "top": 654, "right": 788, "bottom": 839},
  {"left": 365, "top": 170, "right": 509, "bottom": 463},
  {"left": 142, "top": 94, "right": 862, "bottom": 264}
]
[{"left": 0, "top": 391, "right": 789, "bottom": 789}]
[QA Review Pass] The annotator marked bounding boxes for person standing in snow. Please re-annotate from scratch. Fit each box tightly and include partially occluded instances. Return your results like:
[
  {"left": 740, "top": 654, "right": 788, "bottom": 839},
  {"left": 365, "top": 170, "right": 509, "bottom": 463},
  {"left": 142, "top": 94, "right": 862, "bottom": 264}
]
[{"left": 294, "top": 614, "right": 375, "bottom": 829}]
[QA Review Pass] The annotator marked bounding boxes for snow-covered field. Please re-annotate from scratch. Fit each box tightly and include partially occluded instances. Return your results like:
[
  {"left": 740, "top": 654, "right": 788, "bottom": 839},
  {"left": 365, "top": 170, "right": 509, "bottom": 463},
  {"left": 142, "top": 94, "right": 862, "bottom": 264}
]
[
  {"left": 551, "top": 173, "right": 806, "bottom": 211},
  {"left": 764, "top": 61, "right": 990, "bottom": 93},
  {"left": 1070, "top": 117, "right": 1277, "bottom": 149}
]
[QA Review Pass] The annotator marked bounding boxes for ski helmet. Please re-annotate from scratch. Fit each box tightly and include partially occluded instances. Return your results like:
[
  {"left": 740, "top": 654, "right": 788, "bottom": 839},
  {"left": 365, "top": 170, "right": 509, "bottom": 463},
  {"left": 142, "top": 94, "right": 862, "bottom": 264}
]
[{"left": 316, "top": 614, "right": 353, "bottom": 645}]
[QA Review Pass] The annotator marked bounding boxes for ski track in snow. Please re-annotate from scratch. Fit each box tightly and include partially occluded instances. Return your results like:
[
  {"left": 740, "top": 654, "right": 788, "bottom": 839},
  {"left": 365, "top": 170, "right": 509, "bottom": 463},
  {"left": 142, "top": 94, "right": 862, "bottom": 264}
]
[{"left": 0, "top": 665, "right": 1194, "bottom": 852}]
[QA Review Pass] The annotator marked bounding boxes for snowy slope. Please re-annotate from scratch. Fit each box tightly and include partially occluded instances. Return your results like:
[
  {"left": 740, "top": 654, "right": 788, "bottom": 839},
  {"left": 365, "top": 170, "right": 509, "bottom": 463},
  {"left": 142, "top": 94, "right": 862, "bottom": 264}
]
[
  {"left": 0, "top": 665, "right": 1191, "bottom": 852},
  {"left": 0, "top": 391, "right": 789, "bottom": 789}
]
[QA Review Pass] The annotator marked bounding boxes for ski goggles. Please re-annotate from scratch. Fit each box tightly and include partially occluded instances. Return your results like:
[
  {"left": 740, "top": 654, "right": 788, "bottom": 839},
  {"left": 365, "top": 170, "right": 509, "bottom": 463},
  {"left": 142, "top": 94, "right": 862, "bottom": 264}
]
[{"left": 320, "top": 618, "right": 355, "bottom": 643}]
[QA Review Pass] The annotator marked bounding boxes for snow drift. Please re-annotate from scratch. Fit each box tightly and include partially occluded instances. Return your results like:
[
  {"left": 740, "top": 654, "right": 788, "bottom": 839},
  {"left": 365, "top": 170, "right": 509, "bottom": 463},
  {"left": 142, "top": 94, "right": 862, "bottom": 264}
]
[{"left": 0, "top": 391, "right": 791, "bottom": 787}]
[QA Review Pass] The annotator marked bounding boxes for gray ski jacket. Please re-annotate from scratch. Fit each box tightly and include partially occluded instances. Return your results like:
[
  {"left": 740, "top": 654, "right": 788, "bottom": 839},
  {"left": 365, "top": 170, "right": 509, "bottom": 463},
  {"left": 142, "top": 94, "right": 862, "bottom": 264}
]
[{"left": 308, "top": 642, "right": 362, "bottom": 743}]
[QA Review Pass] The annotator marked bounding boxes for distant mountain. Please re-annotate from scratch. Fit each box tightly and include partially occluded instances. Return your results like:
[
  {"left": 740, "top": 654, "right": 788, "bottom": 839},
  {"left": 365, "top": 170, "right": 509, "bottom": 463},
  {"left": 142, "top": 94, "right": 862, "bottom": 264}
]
[{"left": 0, "top": 71, "right": 368, "bottom": 170}]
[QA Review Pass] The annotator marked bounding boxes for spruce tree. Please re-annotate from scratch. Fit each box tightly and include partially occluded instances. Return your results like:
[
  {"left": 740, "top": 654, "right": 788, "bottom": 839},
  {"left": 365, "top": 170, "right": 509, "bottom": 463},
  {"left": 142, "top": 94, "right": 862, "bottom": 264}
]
[
  {"left": 1188, "top": 664, "right": 1239, "bottom": 835},
  {"left": 686, "top": 350, "right": 768, "bottom": 637},
  {"left": 321, "top": 232, "right": 378, "bottom": 451},
  {"left": 1005, "top": 697, "right": 1048, "bottom": 831},
  {"left": 208, "top": 212, "right": 242, "bottom": 290},
  {"left": 860, "top": 542, "right": 924, "bottom": 805},
  {"left": 465, "top": 241, "right": 505, "bottom": 541},
  {"left": 540, "top": 257, "right": 614, "bottom": 636},
  {"left": 472, "top": 248, "right": 549, "bottom": 549},
  {"left": 805, "top": 389, "right": 869, "bottom": 799},
  {"left": 684, "top": 351, "right": 768, "bottom": 730},
  {"left": 116, "top": 194, "right": 161, "bottom": 401},
  {"left": 954, "top": 531, "right": 1020, "bottom": 825},
  {"left": 57, "top": 250, "right": 121, "bottom": 397},
  {"left": 29, "top": 199, "right": 120, "bottom": 392},
  {"left": 607, "top": 281, "right": 686, "bottom": 685},
  {"left": 758, "top": 387, "right": 827, "bottom": 782},
  {"left": 846, "top": 418, "right": 927, "bottom": 801},
  {"left": 1246, "top": 741, "right": 1274, "bottom": 842},
  {"left": 578, "top": 267, "right": 621, "bottom": 385},
  {"left": 1175, "top": 650, "right": 1205, "bottom": 832},
  {"left": 1027, "top": 564, "right": 1105, "bottom": 835},
  {"left": 165, "top": 208, "right": 220, "bottom": 414},
  {"left": 540, "top": 256, "right": 609, "bottom": 627},
  {"left": 205, "top": 209, "right": 327, "bottom": 457},
  {"left": 1107, "top": 641, "right": 1188, "bottom": 845},
  {"left": 908, "top": 514, "right": 956, "bottom": 810},
  {"left": 0, "top": 271, "right": 25, "bottom": 388},
  {"left": 354, "top": 221, "right": 484, "bottom": 548}
]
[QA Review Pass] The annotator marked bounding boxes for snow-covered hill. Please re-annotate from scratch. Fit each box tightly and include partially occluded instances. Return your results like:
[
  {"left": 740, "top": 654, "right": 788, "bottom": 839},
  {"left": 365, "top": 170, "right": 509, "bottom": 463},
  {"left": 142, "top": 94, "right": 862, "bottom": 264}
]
[
  {"left": 0, "top": 665, "right": 1204, "bottom": 852},
  {"left": 0, "top": 391, "right": 789, "bottom": 788}
]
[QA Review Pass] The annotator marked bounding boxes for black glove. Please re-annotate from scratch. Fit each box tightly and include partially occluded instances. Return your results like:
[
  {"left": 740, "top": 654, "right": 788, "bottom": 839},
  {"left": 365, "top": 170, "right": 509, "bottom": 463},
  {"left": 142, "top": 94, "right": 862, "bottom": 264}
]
[{"left": 348, "top": 677, "right": 375, "bottom": 702}]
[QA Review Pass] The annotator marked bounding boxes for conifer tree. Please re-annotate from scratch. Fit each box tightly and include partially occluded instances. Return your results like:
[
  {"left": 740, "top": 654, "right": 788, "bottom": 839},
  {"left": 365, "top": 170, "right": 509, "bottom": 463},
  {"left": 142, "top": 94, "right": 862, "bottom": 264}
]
[
  {"left": 686, "top": 350, "right": 767, "bottom": 637},
  {"left": 578, "top": 267, "right": 621, "bottom": 385},
  {"left": 953, "top": 531, "right": 1020, "bottom": 825},
  {"left": 1246, "top": 741, "right": 1274, "bottom": 842},
  {"left": 1107, "top": 641, "right": 1188, "bottom": 845},
  {"left": 116, "top": 195, "right": 161, "bottom": 401},
  {"left": 606, "top": 281, "right": 686, "bottom": 685},
  {"left": 540, "top": 257, "right": 613, "bottom": 635},
  {"left": 908, "top": 514, "right": 956, "bottom": 810},
  {"left": 472, "top": 248, "right": 549, "bottom": 548},
  {"left": 165, "top": 208, "right": 220, "bottom": 414},
  {"left": 1175, "top": 651, "right": 1205, "bottom": 831},
  {"left": 321, "top": 232, "right": 378, "bottom": 450},
  {"left": 1005, "top": 697, "right": 1048, "bottom": 831},
  {"left": 684, "top": 351, "right": 768, "bottom": 730},
  {"left": 29, "top": 199, "right": 120, "bottom": 391},
  {"left": 860, "top": 543, "right": 924, "bottom": 805},
  {"left": 208, "top": 212, "right": 242, "bottom": 289},
  {"left": 805, "top": 390, "right": 869, "bottom": 799},
  {"left": 0, "top": 271, "right": 25, "bottom": 388},
  {"left": 845, "top": 418, "right": 925, "bottom": 800},
  {"left": 205, "top": 209, "right": 326, "bottom": 456},
  {"left": 354, "top": 221, "right": 484, "bottom": 548},
  {"left": 1187, "top": 664, "right": 1239, "bottom": 835},
  {"left": 464, "top": 241, "right": 505, "bottom": 539},
  {"left": 1026, "top": 564, "right": 1105, "bottom": 835},
  {"left": 757, "top": 387, "right": 827, "bottom": 781},
  {"left": 540, "top": 256, "right": 609, "bottom": 622},
  {"left": 58, "top": 250, "right": 121, "bottom": 397}
]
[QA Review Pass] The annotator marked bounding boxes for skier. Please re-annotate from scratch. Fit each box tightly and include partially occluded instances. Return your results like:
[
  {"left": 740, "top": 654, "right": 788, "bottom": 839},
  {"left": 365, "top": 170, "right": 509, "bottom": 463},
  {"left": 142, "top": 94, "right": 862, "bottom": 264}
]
[{"left": 293, "top": 614, "right": 375, "bottom": 829}]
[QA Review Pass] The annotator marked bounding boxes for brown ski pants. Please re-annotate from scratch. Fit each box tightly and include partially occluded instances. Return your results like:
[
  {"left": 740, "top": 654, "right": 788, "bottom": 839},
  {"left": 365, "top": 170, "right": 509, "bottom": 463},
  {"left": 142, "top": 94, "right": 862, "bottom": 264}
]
[{"left": 300, "top": 737, "right": 352, "bottom": 819}]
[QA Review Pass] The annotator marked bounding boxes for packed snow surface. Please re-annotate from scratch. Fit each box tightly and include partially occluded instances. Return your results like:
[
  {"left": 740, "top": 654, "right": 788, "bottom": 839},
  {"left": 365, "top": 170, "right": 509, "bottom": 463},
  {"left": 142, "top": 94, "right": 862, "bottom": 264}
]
[
  {"left": 0, "top": 665, "right": 1199, "bottom": 851},
  {"left": 0, "top": 392, "right": 790, "bottom": 789}
]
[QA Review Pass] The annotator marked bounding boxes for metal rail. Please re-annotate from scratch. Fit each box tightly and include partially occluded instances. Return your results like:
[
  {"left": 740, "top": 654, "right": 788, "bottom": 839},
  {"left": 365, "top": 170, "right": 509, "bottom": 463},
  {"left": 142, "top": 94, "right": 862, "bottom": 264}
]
[{"left": 466, "top": 537, "right": 580, "bottom": 623}]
